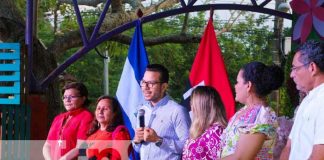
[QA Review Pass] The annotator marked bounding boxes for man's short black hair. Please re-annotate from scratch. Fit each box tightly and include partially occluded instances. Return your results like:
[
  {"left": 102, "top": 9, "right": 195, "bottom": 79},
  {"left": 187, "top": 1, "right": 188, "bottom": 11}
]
[{"left": 146, "top": 64, "right": 169, "bottom": 83}]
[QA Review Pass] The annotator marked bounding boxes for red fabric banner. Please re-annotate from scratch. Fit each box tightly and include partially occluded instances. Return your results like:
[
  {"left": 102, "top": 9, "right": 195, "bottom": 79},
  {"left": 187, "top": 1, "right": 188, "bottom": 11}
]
[{"left": 189, "top": 18, "right": 235, "bottom": 120}]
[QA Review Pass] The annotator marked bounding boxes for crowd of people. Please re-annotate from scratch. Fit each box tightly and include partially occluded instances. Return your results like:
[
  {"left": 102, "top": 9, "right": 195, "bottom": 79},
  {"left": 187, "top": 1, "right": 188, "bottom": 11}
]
[{"left": 42, "top": 40, "right": 324, "bottom": 160}]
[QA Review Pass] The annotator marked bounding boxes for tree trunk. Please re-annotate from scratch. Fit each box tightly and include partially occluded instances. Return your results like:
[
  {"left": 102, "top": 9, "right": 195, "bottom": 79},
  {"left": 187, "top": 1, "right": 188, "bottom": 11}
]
[{"left": 0, "top": 0, "right": 61, "bottom": 132}]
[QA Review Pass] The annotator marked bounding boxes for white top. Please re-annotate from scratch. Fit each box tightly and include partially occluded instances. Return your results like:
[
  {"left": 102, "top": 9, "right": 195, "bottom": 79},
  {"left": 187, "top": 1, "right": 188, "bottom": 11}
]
[{"left": 289, "top": 83, "right": 324, "bottom": 160}]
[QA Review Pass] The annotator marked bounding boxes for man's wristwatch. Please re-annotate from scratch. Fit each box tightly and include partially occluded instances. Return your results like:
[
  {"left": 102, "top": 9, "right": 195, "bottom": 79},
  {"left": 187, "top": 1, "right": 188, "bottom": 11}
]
[
  {"left": 133, "top": 140, "right": 141, "bottom": 145},
  {"left": 155, "top": 137, "right": 163, "bottom": 147}
]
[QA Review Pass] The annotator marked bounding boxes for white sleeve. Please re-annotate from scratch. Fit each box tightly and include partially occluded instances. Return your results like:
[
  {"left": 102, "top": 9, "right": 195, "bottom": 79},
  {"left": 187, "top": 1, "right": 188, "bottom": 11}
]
[{"left": 314, "top": 106, "right": 324, "bottom": 144}]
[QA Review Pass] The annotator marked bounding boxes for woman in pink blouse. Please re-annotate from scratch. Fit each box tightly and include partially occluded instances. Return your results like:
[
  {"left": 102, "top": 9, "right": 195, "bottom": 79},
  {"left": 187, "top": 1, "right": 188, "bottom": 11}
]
[{"left": 182, "top": 86, "right": 227, "bottom": 159}]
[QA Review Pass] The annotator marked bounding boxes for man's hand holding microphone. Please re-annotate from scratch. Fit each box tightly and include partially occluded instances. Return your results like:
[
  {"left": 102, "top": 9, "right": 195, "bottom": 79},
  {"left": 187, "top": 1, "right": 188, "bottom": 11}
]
[{"left": 133, "top": 109, "right": 162, "bottom": 145}]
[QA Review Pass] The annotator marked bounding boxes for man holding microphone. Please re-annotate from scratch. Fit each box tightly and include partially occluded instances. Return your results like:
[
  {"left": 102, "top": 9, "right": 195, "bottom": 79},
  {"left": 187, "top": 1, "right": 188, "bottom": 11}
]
[{"left": 133, "top": 64, "right": 191, "bottom": 160}]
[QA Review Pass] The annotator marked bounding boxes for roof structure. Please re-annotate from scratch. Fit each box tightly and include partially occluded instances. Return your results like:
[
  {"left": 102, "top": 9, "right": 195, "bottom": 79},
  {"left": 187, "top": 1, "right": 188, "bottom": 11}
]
[{"left": 25, "top": 0, "right": 292, "bottom": 91}]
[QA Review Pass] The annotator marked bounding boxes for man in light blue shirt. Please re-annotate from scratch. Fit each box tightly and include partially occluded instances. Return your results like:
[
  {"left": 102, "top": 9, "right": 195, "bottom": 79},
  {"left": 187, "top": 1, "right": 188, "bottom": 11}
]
[{"left": 133, "top": 64, "right": 191, "bottom": 160}]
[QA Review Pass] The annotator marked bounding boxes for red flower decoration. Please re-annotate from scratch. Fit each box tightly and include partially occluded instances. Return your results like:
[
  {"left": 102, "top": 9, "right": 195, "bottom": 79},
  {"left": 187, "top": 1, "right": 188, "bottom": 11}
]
[{"left": 290, "top": 0, "right": 324, "bottom": 42}]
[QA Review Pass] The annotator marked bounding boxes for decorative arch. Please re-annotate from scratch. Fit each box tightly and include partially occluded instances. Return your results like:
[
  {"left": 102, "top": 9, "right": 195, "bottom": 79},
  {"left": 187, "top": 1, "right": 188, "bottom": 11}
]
[{"left": 26, "top": 0, "right": 292, "bottom": 91}]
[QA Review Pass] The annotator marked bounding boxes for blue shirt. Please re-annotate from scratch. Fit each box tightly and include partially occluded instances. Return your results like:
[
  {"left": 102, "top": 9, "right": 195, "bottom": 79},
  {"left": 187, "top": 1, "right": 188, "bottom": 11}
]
[{"left": 133, "top": 95, "right": 191, "bottom": 160}]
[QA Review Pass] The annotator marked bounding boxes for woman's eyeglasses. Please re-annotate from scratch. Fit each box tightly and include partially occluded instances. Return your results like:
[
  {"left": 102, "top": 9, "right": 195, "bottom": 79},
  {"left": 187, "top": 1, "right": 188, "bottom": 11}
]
[{"left": 62, "top": 95, "right": 82, "bottom": 100}]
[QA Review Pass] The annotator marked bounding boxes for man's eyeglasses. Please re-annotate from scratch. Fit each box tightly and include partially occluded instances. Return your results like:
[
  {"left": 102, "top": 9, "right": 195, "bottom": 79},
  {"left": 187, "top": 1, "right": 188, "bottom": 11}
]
[
  {"left": 291, "top": 63, "right": 310, "bottom": 72},
  {"left": 140, "top": 80, "right": 163, "bottom": 88},
  {"left": 62, "top": 95, "right": 82, "bottom": 100}
]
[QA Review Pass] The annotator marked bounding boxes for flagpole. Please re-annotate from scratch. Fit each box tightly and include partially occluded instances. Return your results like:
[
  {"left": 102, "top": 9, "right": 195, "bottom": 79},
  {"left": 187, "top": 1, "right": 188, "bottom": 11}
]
[{"left": 210, "top": 7, "right": 214, "bottom": 21}]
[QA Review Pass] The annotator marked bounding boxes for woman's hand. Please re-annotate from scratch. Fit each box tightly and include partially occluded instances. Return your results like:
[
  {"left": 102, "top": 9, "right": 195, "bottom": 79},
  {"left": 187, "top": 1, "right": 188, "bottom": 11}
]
[
  {"left": 60, "top": 139, "right": 85, "bottom": 160},
  {"left": 42, "top": 141, "right": 52, "bottom": 160},
  {"left": 58, "top": 155, "right": 67, "bottom": 160}
]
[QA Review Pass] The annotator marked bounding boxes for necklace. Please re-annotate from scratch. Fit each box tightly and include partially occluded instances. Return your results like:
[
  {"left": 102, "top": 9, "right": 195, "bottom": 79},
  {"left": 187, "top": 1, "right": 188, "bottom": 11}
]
[{"left": 58, "top": 115, "right": 72, "bottom": 147}]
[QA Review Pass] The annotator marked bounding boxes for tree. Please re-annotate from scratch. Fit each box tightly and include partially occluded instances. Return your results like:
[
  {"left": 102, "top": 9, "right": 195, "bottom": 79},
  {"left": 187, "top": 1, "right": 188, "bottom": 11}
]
[
  {"left": 0, "top": 0, "right": 202, "bottom": 123},
  {"left": 0, "top": 0, "right": 291, "bottom": 131}
]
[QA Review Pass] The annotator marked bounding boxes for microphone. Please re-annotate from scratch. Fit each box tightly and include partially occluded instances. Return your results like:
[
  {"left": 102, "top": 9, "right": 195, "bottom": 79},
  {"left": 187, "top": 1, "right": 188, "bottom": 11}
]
[
  {"left": 138, "top": 109, "right": 145, "bottom": 144},
  {"left": 138, "top": 109, "right": 145, "bottom": 128}
]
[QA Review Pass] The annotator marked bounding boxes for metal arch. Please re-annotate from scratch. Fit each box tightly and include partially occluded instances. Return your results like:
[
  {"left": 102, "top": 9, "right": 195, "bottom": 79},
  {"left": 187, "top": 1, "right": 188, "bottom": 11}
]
[{"left": 26, "top": 1, "right": 293, "bottom": 90}]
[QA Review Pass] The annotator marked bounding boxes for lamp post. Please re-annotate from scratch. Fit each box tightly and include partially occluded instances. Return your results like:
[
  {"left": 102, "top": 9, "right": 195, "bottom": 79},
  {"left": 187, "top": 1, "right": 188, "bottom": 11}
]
[
  {"left": 103, "top": 50, "right": 110, "bottom": 95},
  {"left": 273, "top": 0, "right": 285, "bottom": 65},
  {"left": 273, "top": 0, "right": 287, "bottom": 114}
]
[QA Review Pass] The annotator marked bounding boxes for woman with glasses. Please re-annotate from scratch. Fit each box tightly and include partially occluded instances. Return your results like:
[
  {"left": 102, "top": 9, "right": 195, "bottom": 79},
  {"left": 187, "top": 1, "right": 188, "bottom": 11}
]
[
  {"left": 182, "top": 86, "right": 227, "bottom": 159},
  {"left": 43, "top": 82, "right": 94, "bottom": 160},
  {"left": 85, "top": 95, "right": 132, "bottom": 160},
  {"left": 221, "top": 61, "right": 284, "bottom": 160}
]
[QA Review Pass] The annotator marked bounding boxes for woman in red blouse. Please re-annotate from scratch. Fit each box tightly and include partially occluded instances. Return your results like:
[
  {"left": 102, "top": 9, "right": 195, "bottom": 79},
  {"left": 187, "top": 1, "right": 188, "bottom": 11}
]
[
  {"left": 43, "top": 82, "right": 94, "bottom": 160},
  {"left": 86, "top": 95, "right": 132, "bottom": 160}
]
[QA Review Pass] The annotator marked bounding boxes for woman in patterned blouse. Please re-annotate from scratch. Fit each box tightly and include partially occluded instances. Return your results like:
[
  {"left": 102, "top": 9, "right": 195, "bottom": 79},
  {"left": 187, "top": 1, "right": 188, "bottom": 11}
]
[
  {"left": 221, "top": 61, "right": 284, "bottom": 160},
  {"left": 182, "top": 86, "right": 227, "bottom": 159}
]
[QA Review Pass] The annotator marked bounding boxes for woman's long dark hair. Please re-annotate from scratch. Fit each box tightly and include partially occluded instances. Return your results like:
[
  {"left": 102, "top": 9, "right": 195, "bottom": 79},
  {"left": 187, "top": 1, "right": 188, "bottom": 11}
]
[{"left": 87, "top": 95, "right": 124, "bottom": 136}]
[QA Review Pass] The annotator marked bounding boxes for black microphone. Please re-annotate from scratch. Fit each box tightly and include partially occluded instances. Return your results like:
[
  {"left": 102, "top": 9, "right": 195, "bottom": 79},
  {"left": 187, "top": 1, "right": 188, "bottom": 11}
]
[
  {"left": 138, "top": 109, "right": 145, "bottom": 128},
  {"left": 138, "top": 109, "right": 145, "bottom": 144}
]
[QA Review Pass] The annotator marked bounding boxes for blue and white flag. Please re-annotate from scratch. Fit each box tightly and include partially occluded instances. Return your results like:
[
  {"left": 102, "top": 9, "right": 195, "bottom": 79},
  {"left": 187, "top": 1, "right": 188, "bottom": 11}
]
[{"left": 116, "top": 20, "right": 149, "bottom": 139}]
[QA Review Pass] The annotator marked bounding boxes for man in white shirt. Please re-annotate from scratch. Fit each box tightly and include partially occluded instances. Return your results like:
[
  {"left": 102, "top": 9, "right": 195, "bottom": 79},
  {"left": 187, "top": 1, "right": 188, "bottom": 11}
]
[{"left": 280, "top": 40, "right": 324, "bottom": 160}]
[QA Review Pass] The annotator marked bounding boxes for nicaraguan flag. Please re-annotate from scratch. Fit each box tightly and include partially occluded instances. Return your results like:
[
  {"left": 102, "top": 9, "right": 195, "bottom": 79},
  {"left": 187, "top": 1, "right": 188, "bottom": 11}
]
[
  {"left": 183, "top": 17, "right": 235, "bottom": 120},
  {"left": 116, "top": 20, "right": 149, "bottom": 138}
]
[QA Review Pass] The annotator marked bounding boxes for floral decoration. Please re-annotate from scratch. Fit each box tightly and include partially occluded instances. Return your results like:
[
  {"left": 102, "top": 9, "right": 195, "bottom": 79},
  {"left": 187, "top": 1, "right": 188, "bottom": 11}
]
[{"left": 290, "top": 0, "right": 324, "bottom": 42}]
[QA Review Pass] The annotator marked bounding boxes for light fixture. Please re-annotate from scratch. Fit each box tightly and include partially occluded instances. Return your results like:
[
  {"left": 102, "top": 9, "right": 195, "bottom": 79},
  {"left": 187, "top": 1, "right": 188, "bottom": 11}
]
[{"left": 278, "top": 2, "right": 290, "bottom": 13}]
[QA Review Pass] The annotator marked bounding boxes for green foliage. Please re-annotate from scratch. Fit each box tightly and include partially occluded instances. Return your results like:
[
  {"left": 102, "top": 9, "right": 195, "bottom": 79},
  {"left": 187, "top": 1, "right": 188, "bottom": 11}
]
[
  {"left": 59, "top": 6, "right": 98, "bottom": 32},
  {"left": 15, "top": 0, "right": 26, "bottom": 16},
  {"left": 40, "top": 0, "right": 57, "bottom": 11},
  {"left": 56, "top": 42, "right": 129, "bottom": 109},
  {"left": 218, "top": 14, "right": 273, "bottom": 85},
  {"left": 37, "top": 5, "right": 294, "bottom": 116},
  {"left": 278, "top": 48, "right": 296, "bottom": 118},
  {"left": 38, "top": 17, "right": 55, "bottom": 45},
  {"left": 278, "top": 87, "right": 295, "bottom": 118},
  {"left": 57, "top": 48, "right": 104, "bottom": 96}
]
